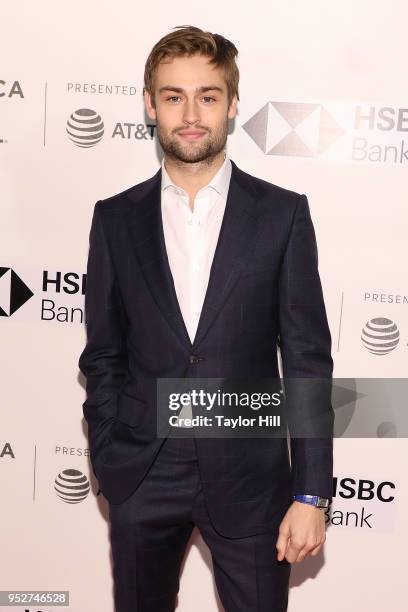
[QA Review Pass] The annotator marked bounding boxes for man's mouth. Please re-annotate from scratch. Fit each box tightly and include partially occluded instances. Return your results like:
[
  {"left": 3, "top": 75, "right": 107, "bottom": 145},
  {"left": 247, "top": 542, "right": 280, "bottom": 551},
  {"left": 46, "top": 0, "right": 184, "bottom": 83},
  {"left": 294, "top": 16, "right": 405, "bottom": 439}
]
[{"left": 177, "top": 129, "right": 207, "bottom": 141}]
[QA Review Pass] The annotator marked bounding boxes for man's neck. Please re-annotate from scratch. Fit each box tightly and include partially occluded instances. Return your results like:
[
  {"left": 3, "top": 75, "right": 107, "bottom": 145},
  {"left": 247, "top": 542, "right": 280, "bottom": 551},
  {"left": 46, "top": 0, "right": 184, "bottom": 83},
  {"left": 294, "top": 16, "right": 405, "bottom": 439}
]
[{"left": 163, "top": 151, "right": 225, "bottom": 207}]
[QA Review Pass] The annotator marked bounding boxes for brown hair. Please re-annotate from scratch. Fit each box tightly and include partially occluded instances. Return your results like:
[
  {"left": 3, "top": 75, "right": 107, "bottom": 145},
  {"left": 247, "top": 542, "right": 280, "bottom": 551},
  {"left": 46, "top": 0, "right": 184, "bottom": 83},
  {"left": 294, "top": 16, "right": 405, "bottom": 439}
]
[{"left": 143, "top": 25, "right": 239, "bottom": 107}]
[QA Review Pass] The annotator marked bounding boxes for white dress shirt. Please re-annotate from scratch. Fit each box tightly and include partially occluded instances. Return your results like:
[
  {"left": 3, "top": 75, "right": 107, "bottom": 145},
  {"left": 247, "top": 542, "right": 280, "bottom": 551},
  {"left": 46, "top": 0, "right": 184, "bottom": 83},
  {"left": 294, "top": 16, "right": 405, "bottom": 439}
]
[
  {"left": 160, "top": 154, "right": 232, "bottom": 426},
  {"left": 160, "top": 154, "right": 232, "bottom": 344}
]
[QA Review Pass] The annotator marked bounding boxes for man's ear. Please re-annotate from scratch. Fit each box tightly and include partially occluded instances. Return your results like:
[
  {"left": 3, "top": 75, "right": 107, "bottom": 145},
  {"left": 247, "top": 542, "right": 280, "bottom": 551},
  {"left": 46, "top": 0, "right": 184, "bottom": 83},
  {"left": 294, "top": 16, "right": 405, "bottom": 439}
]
[
  {"left": 227, "top": 95, "right": 238, "bottom": 120},
  {"left": 144, "top": 88, "right": 157, "bottom": 121}
]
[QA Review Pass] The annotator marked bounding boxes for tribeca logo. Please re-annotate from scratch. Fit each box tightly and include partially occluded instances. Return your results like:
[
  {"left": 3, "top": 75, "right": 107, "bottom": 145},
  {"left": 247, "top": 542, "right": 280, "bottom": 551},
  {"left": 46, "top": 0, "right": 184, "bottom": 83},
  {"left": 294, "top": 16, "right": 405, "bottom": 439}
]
[
  {"left": 0, "top": 267, "right": 34, "bottom": 317},
  {"left": 361, "top": 316, "right": 400, "bottom": 355},
  {"left": 66, "top": 107, "right": 104, "bottom": 147},
  {"left": 242, "top": 101, "right": 344, "bottom": 157},
  {"left": 0, "top": 79, "right": 24, "bottom": 98},
  {"left": 0, "top": 442, "right": 15, "bottom": 459},
  {"left": 54, "top": 468, "right": 90, "bottom": 503}
]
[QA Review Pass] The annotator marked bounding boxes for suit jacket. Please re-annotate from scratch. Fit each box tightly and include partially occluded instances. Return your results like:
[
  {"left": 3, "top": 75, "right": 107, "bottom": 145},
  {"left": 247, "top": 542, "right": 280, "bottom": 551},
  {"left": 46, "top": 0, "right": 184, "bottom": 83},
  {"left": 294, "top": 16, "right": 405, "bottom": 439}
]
[{"left": 78, "top": 159, "right": 334, "bottom": 538}]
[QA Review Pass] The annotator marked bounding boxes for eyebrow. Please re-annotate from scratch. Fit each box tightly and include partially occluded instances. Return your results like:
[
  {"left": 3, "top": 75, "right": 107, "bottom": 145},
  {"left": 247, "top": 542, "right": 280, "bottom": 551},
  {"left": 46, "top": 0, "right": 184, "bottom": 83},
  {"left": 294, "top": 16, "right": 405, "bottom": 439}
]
[{"left": 158, "top": 85, "right": 224, "bottom": 95}]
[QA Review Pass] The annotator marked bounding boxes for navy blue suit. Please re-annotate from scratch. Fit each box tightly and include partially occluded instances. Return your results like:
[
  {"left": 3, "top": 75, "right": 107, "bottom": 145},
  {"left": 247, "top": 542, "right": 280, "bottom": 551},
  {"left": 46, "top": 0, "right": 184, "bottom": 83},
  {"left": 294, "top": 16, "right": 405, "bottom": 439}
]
[{"left": 78, "top": 160, "right": 334, "bottom": 610}]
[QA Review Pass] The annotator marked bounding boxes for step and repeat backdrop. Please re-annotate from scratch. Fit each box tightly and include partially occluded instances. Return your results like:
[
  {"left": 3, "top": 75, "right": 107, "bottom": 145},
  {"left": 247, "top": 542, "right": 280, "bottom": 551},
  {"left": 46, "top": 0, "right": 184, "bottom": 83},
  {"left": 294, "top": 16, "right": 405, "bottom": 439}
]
[{"left": 1, "top": 1, "right": 407, "bottom": 611}]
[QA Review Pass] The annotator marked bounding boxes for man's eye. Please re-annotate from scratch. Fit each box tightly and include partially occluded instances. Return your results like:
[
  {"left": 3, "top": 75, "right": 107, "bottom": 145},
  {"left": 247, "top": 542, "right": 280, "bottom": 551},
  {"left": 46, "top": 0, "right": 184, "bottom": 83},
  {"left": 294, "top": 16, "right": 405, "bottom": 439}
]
[
  {"left": 202, "top": 96, "right": 216, "bottom": 103},
  {"left": 167, "top": 96, "right": 181, "bottom": 103}
]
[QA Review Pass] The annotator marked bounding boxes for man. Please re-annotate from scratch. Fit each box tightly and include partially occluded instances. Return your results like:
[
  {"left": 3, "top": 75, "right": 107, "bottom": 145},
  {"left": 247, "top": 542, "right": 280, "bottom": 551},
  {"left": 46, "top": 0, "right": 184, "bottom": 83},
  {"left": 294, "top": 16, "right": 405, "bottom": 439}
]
[{"left": 78, "top": 25, "right": 334, "bottom": 612}]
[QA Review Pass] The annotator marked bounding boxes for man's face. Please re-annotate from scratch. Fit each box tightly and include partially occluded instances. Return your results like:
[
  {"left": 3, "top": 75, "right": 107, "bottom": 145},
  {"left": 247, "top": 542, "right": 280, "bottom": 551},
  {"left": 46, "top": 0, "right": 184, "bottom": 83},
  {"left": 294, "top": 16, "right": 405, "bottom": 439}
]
[{"left": 144, "top": 54, "right": 237, "bottom": 164}]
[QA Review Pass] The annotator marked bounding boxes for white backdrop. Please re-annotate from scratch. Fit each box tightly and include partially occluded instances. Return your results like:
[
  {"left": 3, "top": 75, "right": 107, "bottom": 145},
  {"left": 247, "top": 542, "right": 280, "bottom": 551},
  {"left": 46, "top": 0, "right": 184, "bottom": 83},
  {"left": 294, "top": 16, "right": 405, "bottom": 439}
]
[{"left": 1, "top": 1, "right": 407, "bottom": 610}]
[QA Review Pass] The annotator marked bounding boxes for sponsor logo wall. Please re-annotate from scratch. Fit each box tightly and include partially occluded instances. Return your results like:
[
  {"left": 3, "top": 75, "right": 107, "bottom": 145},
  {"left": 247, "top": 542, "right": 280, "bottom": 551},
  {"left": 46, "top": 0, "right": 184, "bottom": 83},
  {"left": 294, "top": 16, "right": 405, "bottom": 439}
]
[{"left": 1, "top": 2, "right": 406, "bottom": 611}]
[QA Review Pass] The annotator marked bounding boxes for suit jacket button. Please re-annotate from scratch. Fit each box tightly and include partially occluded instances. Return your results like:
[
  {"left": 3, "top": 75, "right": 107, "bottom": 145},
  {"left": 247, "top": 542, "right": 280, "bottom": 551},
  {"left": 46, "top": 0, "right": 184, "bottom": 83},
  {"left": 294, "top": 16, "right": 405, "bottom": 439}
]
[{"left": 189, "top": 355, "right": 204, "bottom": 364}]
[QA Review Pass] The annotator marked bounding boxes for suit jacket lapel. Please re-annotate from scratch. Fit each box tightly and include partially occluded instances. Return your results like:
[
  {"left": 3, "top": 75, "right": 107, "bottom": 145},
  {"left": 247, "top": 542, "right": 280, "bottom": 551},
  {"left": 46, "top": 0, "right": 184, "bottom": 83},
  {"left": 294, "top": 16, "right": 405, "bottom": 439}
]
[{"left": 124, "top": 159, "right": 264, "bottom": 352}]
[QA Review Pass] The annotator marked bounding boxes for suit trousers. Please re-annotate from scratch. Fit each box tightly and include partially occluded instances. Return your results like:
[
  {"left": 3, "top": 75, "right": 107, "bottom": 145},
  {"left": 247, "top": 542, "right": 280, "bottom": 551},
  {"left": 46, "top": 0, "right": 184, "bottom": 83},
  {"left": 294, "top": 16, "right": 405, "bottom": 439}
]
[{"left": 108, "top": 434, "right": 291, "bottom": 612}]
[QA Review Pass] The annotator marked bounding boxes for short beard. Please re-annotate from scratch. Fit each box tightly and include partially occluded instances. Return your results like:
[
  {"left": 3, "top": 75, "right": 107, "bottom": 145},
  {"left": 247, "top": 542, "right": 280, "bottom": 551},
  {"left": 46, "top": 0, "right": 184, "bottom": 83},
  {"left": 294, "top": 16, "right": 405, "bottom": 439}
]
[{"left": 156, "top": 119, "right": 228, "bottom": 166}]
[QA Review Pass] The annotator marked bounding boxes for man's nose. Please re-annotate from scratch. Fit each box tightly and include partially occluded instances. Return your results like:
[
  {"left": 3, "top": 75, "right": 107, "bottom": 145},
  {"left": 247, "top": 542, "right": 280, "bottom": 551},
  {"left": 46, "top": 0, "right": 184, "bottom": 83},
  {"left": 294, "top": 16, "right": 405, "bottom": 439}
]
[{"left": 182, "top": 98, "right": 200, "bottom": 124}]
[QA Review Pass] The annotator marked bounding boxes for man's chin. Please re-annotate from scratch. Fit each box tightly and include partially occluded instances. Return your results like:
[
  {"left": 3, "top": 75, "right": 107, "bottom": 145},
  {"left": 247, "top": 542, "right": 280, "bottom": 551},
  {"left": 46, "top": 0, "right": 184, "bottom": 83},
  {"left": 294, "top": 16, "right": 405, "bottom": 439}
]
[
  {"left": 177, "top": 154, "right": 210, "bottom": 164},
  {"left": 166, "top": 148, "right": 213, "bottom": 164}
]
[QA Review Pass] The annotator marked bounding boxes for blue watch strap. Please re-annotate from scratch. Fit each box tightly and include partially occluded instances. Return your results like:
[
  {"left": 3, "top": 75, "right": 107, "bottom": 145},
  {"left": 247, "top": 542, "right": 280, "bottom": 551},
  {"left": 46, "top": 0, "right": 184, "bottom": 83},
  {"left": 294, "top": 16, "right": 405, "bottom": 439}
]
[
  {"left": 293, "top": 494, "right": 318, "bottom": 505},
  {"left": 293, "top": 494, "right": 329, "bottom": 507}
]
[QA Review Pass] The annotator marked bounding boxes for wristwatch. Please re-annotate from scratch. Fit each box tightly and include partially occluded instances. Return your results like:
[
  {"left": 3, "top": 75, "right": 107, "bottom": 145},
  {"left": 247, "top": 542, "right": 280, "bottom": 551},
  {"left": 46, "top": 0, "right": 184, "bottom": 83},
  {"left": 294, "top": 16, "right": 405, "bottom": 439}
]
[{"left": 293, "top": 494, "right": 330, "bottom": 508}]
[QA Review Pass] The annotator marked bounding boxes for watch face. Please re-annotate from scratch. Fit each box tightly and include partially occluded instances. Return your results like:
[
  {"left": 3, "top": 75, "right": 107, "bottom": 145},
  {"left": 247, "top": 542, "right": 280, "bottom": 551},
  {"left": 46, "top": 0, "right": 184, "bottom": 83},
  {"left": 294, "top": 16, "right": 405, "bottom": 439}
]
[{"left": 317, "top": 497, "right": 329, "bottom": 508}]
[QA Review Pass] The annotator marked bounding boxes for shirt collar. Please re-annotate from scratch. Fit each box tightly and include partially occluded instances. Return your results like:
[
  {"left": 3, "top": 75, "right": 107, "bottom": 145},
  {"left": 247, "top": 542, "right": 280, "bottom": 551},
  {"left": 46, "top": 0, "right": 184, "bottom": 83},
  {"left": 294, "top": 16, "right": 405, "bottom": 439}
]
[{"left": 161, "top": 154, "right": 232, "bottom": 201}]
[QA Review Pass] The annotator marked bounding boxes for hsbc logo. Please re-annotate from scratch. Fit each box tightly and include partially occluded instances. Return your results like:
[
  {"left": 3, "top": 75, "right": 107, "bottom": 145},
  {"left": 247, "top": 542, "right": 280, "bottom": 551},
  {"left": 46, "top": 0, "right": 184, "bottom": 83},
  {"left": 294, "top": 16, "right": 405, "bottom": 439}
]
[
  {"left": 243, "top": 101, "right": 344, "bottom": 157},
  {"left": 1, "top": 266, "right": 86, "bottom": 324},
  {"left": 327, "top": 474, "right": 397, "bottom": 532},
  {"left": 0, "top": 267, "right": 34, "bottom": 316},
  {"left": 243, "top": 99, "right": 408, "bottom": 165}
]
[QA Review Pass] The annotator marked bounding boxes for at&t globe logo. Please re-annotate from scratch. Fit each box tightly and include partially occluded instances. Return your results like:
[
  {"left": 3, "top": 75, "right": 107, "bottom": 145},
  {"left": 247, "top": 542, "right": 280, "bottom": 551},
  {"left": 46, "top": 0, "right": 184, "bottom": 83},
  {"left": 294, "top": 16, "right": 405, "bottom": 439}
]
[
  {"left": 361, "top": 317, "right": 400, "bottom": 355},
  {"left": 54, "top": 468, "right": 90, "bottom": 503},
  {"left": 66, "top": 108, "right": 104, "bottom": 147}
]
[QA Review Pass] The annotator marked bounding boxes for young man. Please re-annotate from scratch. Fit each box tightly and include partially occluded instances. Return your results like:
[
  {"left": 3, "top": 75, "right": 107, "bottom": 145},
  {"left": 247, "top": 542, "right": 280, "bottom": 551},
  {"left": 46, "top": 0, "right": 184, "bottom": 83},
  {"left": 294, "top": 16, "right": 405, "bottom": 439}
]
[{"left": 78, "top": 25, "right": 334, "bottom": 612}]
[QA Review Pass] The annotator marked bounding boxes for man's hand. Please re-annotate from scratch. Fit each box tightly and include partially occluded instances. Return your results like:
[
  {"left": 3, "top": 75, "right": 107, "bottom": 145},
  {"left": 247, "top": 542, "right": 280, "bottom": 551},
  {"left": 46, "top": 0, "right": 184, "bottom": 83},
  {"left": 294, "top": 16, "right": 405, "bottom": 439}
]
[{"left": 276, "top": 501, "right": 327, "bottom": 563}]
